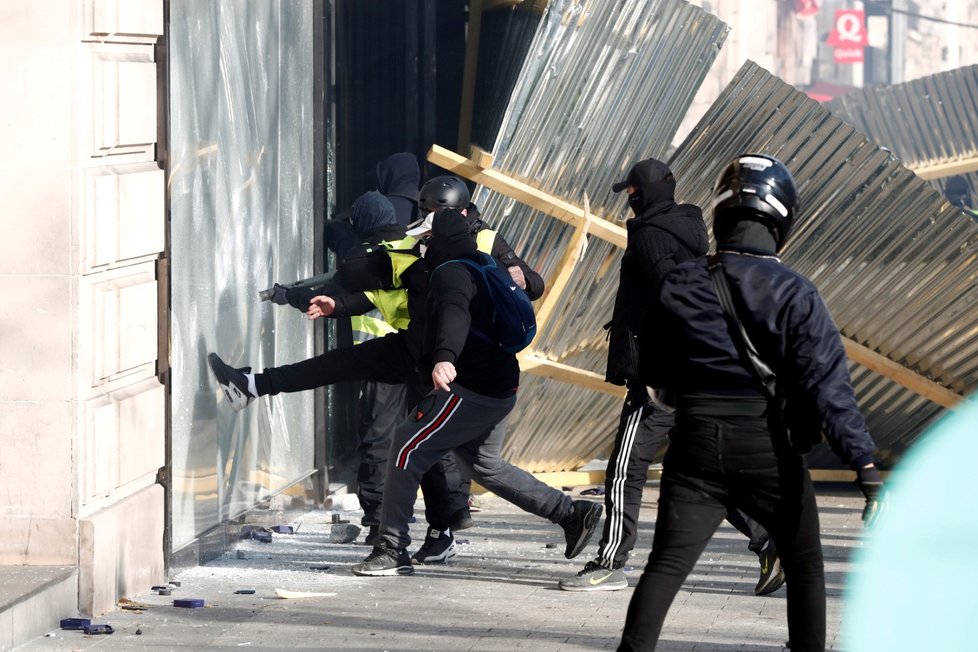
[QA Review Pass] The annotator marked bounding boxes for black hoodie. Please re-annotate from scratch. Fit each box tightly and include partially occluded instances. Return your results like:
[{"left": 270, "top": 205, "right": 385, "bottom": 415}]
[
  {"left": 605, "top": 198, "right": 709, "bottom": 385},
  {"left": 423, "top": 210, "right": 520, "bottom": 397},
  {"left": 375, "top": 152, "right": 420, "bottom": 226}
]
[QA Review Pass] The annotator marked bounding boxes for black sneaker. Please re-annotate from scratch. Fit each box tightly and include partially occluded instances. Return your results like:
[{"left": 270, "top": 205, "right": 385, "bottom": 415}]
[
  {"left": 411, "top": 527, "right": 458, "bottom": 564},
  {"left": 351, "top": 540, "right": 414, "bottom": 576},
  {"left": 561, "top": 500, "right": 603, "bottom": 559},
  {"left": 558, "top": 560, "right": 628, "bottom": 592},
  {"left": 754, "top": 542, "right": 786, "bottom": 596},
  {"left": 207, "top": 353, "right": 256, "bottom": 412}
]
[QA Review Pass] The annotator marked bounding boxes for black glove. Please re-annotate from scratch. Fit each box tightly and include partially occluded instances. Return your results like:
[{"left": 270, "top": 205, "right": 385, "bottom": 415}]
[
  {"left": 856, "top": 465, "right": 884, "bottom": 527},
  {"left": 269, "top": 283, "right": 291, "bottom": 306}
]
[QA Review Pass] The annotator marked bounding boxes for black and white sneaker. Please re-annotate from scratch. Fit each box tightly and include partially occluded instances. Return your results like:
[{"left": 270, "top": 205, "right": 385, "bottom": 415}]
[
  {"left": 411, "top": 527, "right": 457, "bottom": 564},
  {"left": 754, "top": 541, "right": 786, "bottom": 596},
  {"left": 351, "top": 540, "right": 414, "bottom": 576},
  {"left": 207, "top": 353, "right": 257, "bottom": 412},
  {"left": 561, "top": 500, "right": 603, "bottom": 559},
  {"left": 558, "top": 560, "right": 628, "bottom": 592}
]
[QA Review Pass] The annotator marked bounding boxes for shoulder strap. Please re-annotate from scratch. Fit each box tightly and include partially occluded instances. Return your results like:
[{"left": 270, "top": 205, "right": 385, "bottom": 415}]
[{"left": 707, "top": 254, "right": 777, "bottom": 398}]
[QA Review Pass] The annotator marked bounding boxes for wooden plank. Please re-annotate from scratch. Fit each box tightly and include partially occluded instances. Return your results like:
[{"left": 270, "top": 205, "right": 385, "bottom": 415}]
[
  {"left": 518, "top": 351, "right": 626, "bottom": 398},
  {"left": 843, "top": 339, "right": 963, "bottom": 409},
  {"left": 427, "top": 144, "right": 628, "bottom": 248},
  {"left": 534, "top": 192, "right": 591, "bottom": 330},
  {"left": 912, "top": 156, "right": 978, "bottom": 180}
]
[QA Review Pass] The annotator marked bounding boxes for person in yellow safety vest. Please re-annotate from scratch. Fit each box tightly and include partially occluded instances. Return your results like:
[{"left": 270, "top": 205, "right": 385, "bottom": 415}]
[{"left": 209, "top": 177, "right": 545, "bottom": 565}]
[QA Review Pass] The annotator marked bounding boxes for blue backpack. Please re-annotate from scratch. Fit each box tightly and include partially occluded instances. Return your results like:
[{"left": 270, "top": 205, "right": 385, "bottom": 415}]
[{"left": 435, "top": 252, "right": 537, "bottom": 354}]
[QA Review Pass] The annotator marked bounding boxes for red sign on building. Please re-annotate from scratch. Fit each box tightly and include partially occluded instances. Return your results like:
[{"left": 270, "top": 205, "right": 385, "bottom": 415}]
[{"left": 827, "top": 9, "right": 869, "bottom": 64}]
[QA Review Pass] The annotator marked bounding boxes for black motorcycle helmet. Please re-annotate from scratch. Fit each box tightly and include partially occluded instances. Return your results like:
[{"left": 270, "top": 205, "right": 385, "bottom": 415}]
[
  {"left": 419, "top": 176, "right": 471, "bottom": 212},
  {"left": 712, "top": 154, "right": 799, "bottom": 251}
]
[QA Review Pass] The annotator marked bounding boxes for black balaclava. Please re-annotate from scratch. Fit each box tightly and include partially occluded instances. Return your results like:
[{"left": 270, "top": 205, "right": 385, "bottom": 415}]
[
  {"left": 714, "top": 210, "right": 779, "bottom": 254},
  {"left": 424, "top": 208, "right": 477, "bottom": 270},
  {"left": 612, "top": 158, "right": 677, "bottom": 216}
]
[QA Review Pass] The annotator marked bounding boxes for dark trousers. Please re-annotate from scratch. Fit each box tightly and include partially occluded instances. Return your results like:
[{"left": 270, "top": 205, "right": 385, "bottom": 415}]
[
  {"left": 256, "top": 332, "right": 469, "bottom": 530},
  {"left": 619, "top": 414, "right": 825, "bottom": 652},
  {"left": 356, "top": 380, "right": 407, "bottom": 527},
  {"left": 380, "top": 384, "right": 572, "bottom": 550},
  {"left": 598, "top": 384, "right": 769, "bottom": 569}
]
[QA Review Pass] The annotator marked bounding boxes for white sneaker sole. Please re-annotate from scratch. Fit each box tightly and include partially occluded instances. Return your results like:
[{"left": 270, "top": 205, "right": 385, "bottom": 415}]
[
  {"left": 351, "top": 564, "right": 415, "bottom": 577},
  {"left": 413, "top": 542, "right": 458, "bottom": 564},
  {"left": 559, "top": 578, "right": 628, "bottom": 592}
]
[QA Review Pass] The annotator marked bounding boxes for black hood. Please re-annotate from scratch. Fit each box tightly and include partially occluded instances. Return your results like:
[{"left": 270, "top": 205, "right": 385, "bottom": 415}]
[
  {"left": 376, "top": 152, "right": 420, "bottom": 200},
  {"left": 631, "top": 203, "right": 708, "bottom": 257},
  {"left": 425, "top": 209, "right": 477, "bottom": 270},
  {"left": 350, "top": 191, "right": 397, "bottom": 238}
]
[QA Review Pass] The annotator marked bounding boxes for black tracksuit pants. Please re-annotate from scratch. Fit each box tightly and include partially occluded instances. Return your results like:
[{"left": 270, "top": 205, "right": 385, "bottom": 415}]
[
  {"left": 255, "top": 331, "right": 470, "bottom": 530},
  {"left": 598, "top": 383, "right": 769, "bottom": 569},
  {"left": 619, "top": 414, "right": 826, "bottom": 652}
]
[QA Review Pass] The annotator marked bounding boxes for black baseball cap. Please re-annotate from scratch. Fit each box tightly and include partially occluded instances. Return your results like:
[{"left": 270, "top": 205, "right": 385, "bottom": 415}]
[{"left": 612, "top": 158, "right": 672, "bottom": 192}]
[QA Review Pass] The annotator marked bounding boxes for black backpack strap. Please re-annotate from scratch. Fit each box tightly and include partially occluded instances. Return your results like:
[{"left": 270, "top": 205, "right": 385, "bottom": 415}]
[{"left": 707, "top": 254, "right": 777, "bottom": 398}]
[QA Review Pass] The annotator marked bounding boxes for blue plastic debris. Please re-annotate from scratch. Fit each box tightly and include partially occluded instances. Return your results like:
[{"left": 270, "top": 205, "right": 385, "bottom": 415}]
[
  {"left": 60, "top": 618, "right": 91, "bottom": 630},
  {"left": 173, "top": 598, "right": 205, "bottom": 608},
  {"left": 234, "top": 588, "right": 256, "bottom": 594}
]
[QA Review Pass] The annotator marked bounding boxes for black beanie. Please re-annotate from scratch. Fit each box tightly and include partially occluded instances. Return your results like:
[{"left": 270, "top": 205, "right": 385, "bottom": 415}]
[{"left": 350, "top": 190, "right": 396, "bottom": 237}]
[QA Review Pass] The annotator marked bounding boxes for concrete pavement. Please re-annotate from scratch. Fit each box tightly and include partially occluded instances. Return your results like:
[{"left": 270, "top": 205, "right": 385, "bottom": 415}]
[{"left": 16, "top": 483, "right": 868, "bottom": 651}]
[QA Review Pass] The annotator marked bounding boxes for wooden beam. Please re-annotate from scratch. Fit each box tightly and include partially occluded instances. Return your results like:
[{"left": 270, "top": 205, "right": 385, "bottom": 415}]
[
  {"left": 842, "top": 339, "right": 964, "bottom": 409},
  {"left": 534, "top": 192, "right": 592, "bottom": 330},
  {"left": 427, "top": 144, "right": 628, "bottom": 248},
  {"left": 518, "top": 350, "right": 626, "bottom": 398},
  {"left": 912, "top": 156, "right": 978, "bottom": 180}
]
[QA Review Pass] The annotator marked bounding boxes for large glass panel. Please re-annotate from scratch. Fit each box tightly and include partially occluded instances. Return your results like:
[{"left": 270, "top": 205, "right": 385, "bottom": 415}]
[{"left": 168, "top": 0, "right": 318, "bottom": 550}]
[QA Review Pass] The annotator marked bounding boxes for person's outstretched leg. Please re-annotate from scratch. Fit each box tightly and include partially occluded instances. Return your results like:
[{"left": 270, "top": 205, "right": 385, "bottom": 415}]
[{"left": 450, "top": 390, "right": 602, "bottom": 560}]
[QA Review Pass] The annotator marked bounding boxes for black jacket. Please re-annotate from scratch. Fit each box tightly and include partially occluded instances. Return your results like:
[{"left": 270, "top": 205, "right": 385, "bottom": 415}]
[
  {"left": 423, "top": 217, "right": 520, "bottom": 398},
  {"left": 605, "top": 201, "right": 708, "bottom": 384},
  {"left": 465, "top": 204, "right": 545, "bottom": 300},
  {"left": 640, "top": 243, "right": 877, "bottom": 470}
]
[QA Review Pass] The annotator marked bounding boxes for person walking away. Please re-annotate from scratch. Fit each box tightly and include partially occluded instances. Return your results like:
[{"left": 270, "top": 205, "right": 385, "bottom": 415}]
[
  {"left": 618, "top": 153, "right": 885, "bottom": 651},
  {"left": 560, "top": 158, "right": 780, "bottom": 596}
]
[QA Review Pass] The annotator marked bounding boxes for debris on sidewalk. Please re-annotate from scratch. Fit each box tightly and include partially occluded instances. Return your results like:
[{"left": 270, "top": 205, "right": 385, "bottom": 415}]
[
  {"left": 329, "top": 523, "right": 361, "bottom": 543},
  {"left": 83, "top": 624, "right": 114, "bottom": 635},
  {"left": 270, "top": 524, "right": 296, "bottom": 534},
  {"left": 234, "top": 588, "right": 257, "bottom": 594},
  {"left": 118, "top": 597, "right": 152, "bottom": 612},
  {"left": 60, "top": 618, "right": 91, "bottom": 630},
  {"left": 274, "top": 588, "right": 337, "bottom": 599},
  {"left": 241, "top": 525, "right": 273, "bottom": 543},
  {"left": 173, "top": 598, "right": 205, "bottom": 608}
]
